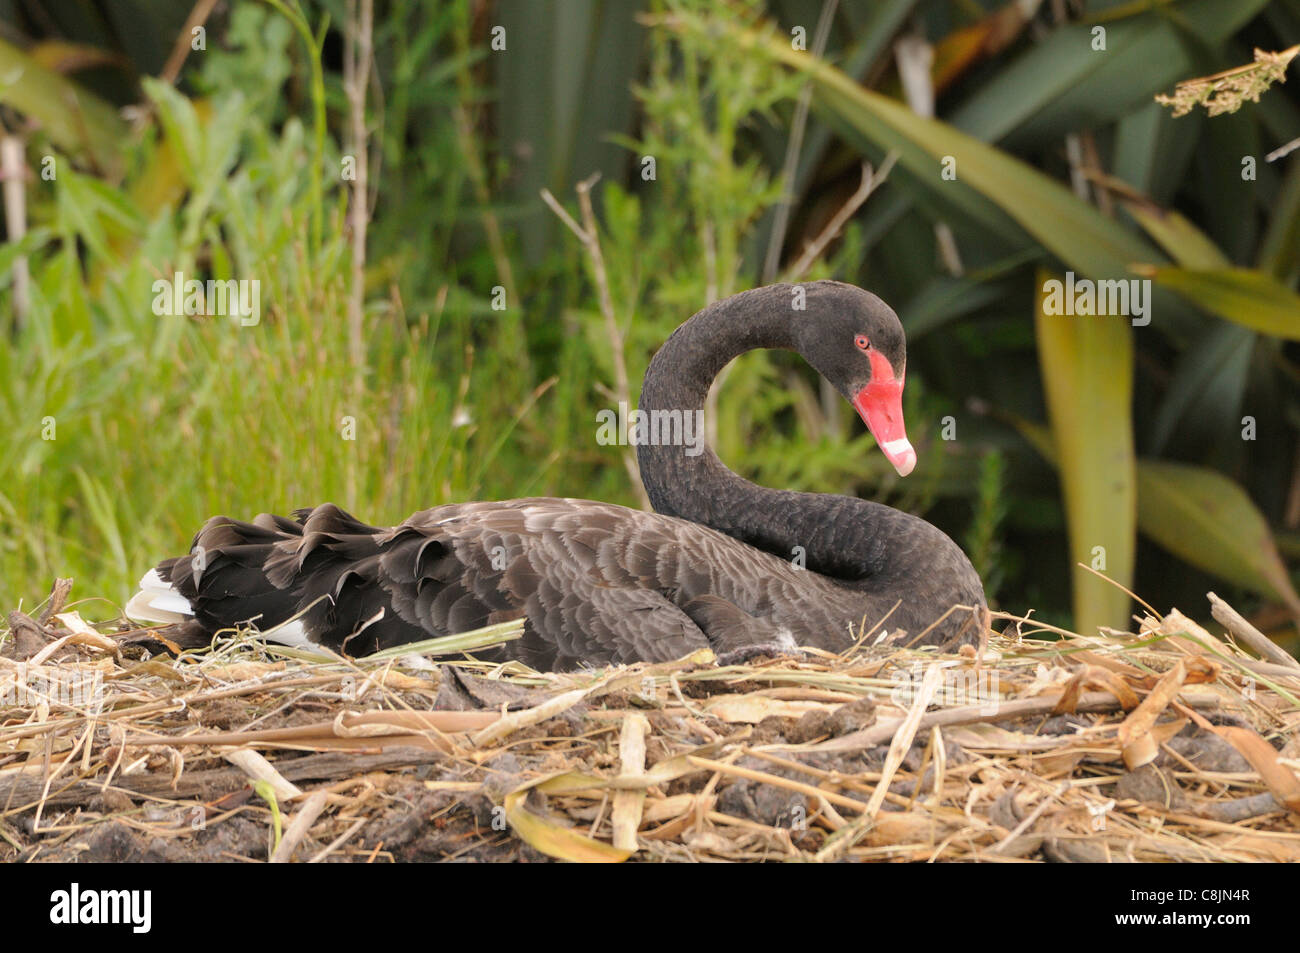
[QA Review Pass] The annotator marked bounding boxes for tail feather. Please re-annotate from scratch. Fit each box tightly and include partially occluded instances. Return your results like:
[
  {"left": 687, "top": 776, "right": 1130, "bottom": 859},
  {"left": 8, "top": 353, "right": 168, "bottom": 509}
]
[
  {"left": 131, "top": 504, "right": 427, "bottom": 653},
  {"left": 124, "top": 568, "right": 194, "bottom": 625}
]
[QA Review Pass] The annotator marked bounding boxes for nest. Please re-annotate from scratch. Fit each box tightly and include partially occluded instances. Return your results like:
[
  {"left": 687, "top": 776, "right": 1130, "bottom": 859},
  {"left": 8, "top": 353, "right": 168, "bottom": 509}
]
[{"left": 2, "top": 579, "right": 1298, "bottom": 863}]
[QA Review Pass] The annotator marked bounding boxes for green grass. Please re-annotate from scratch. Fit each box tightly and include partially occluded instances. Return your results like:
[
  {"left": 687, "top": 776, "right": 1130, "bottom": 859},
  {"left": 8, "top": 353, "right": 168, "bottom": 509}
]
[
  {"left": 0, "top": 28, "right": 553, "bottom": 614},
  {"left": 2, "top": 0, "right": 1296, "bottom": 643},
  {"left": 0, "top": 0, "right": 880, "bottom": 618}
]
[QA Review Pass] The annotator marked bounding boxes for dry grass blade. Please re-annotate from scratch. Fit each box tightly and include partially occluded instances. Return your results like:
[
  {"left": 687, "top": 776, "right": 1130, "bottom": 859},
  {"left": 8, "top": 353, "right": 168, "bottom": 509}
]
[
  {"left": 1118, "top": 657, "right": 1198, "bottom": 769},
  {"left": 503, "top": 772, "right": 635, "bottom": 863},
  {"left": 866, "top": 663, "right": 942, "bottom": 818},
  {"left": 1208, "top": 592, "right": 1300, "bottom": 670},
  {"left": 1206, "top": 725, "right": 1300, "bottom": 815}
]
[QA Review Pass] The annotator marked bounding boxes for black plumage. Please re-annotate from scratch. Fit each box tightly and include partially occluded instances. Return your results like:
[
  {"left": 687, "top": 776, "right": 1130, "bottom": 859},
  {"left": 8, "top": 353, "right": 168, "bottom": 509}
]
[{"left": 147, "top": 281, "right": 988, "bottom": 669}]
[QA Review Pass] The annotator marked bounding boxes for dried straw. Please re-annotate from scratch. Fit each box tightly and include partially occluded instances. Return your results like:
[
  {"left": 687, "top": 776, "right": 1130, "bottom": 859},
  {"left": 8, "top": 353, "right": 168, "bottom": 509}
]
[{"left": 1, "top": 586, "right": 1297, "bottom": 862}]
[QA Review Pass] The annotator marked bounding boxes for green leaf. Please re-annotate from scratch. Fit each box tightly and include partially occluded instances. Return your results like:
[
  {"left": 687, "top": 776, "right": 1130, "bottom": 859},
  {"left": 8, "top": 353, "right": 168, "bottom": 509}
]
[
  {"left": 56, "top": 170, "right": 144, "bottom": 262},
  {"left": 1125, "top": 205, "right": 1232, "bottom": 269},
  {"left": 1120, "top": 206, "right": 1254, "bottom": 453},
  {"left": 901, "top": 277, "right": 1005, "bottom": 340},
  {"left": 0, "top": 228, "right": 51, "bottom": 287},
  {"left": 714, "top": 17, "right": 1166, "bottom": 281},
  {"left": 142, "top": 77, "right": 206, "bottom": 187},
  {"left": 1035, "top": 269, "right": 1136, "bottom": 634},
  {"left": 781, "top": 0, "right": 923, "bottom": 211},
  {"left": 0, "top": 37, "right": 126, "bottom": 177},
  {"left": 252, "top": 780, "right": 284, "bottom": 856},
  {"left": 1149, "top": 322, "right": 1254, "bottom": 454},
  {"left": 1133, "top": 266, "right": 1300, "bottom": 341},
  {"left": 494, "top": 0, "right": 645, "bottom": 264},
  {"left": 900, "top": 248, "right": 1041, "bottom": 339},
  {"left": 1137, "top": 461, "right": 1300, "bottom": 617},
  {"left": 1014, "top": 418, "right": 1298, "bottom": 616},
  {"left": 1257, "top": 156, "right": 1300, "bottom": 281},
  {"left": 41, "top": 249, "right": 92, "bottom": 346}
]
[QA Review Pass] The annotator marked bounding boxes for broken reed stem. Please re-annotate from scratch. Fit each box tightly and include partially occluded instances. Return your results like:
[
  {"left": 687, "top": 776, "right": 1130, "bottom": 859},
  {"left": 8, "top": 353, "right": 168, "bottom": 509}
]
[
  {"left": 160, "top": 0, "right": 221, "bottom": 85},
  {"left": 270, "top": 789, "right": 329, "bottom": 863},
  {"left": 541, "top": 177, "right": 650, "bottom": 509},
  {"left": 1208, "top": 592, "right": 1300, "bottom": 670},
  {"left": 469, "top": 684, "right": 591, "bottom": 748},
  {"left": 786, "top": 152, "right": 899, "bottom": 280},
  {"left": 224, "top": 748, "right": 303, "bottom": 801},
  {"left": 1266, "top": 136, "right": 1300, "bottom": 163},
  {"left": 611, "top": 713, "right": 650, "bottom": 851},
  {"left": 344, "top": 0, "right": 375, "bottom": 395},
  {"left": 1, "top": 135, "right": 29, "bottom": 332},
  {"left": 36, "top": 579, "right": 74, "bottom": 626}
]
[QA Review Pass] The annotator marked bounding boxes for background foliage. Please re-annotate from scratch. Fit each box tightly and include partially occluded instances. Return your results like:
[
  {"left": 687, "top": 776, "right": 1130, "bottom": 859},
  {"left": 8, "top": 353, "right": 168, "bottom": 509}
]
[{"left": 1, "top": 0, "right": 1298, "bottom": 652}]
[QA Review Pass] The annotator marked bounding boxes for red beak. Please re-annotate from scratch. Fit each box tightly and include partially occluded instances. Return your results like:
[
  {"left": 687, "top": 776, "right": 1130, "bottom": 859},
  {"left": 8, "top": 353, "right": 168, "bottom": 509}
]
[{"left": 852, "top": 350, "right": 915, "bottom": 477}]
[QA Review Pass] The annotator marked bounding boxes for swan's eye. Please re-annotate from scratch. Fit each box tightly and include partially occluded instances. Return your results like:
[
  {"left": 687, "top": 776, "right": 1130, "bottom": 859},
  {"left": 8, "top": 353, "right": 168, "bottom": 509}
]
[{"left": 854, "top": 334, "right": 871, "bottom": 351}]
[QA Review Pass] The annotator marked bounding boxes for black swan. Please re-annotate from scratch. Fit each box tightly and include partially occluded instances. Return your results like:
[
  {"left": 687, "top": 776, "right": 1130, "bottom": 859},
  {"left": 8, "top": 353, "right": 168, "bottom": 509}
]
[{"left": 127, "top": 281, "right": 987, "bottom": 668}]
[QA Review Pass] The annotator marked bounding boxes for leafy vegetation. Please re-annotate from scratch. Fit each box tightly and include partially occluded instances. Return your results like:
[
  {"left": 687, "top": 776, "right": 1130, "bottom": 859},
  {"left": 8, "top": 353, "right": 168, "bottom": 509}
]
[{"left": 1, "top": 0, "right": 1297, "bottom": 652}]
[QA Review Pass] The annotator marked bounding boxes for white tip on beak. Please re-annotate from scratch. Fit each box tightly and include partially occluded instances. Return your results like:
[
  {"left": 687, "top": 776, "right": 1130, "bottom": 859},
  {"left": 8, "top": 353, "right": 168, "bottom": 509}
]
[{"left": 880, "top": 437, "right": 916, "bottom": 476}]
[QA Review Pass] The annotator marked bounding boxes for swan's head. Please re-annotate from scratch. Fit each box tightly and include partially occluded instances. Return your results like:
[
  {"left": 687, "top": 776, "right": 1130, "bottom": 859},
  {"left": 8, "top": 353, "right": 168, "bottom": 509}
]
[{"left": 794, "top": 281, "right": 915, "bottom": 477}]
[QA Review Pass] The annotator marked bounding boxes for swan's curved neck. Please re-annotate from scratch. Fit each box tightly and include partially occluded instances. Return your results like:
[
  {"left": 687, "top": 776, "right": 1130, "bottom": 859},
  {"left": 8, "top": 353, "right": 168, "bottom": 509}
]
[{"left": 636, "top": 286, "right": 896, "bottom": 581}]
